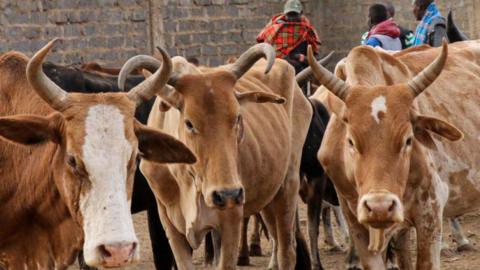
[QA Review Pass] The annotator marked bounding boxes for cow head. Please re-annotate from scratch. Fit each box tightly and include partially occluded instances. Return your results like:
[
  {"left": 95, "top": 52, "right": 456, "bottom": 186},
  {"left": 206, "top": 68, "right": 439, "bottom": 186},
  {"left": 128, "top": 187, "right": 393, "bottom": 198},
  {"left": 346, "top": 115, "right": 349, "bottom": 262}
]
[
  {"left": 310, "top": 42, "right": 462, "bottom": 233},
  {"left": 0, "top": 39, "right": 195, "bottom": 267},
  {"left": 118, "top": 44, "right": 285, "bottom": 210}
]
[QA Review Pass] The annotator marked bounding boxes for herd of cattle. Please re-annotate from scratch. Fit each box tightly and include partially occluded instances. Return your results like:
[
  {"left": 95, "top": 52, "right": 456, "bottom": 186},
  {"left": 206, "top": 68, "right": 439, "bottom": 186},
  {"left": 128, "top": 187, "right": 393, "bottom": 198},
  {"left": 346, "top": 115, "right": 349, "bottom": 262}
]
[{"left": 0, "top": 14, "right": 479, "bottom": 270}]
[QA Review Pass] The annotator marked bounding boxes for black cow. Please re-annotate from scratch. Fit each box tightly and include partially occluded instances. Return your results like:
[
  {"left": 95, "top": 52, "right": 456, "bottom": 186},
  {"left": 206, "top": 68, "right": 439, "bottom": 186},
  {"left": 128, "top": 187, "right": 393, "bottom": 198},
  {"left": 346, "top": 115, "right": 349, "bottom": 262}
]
[{"left": 42, "top": 62, "right": 175, "bottom": 270}]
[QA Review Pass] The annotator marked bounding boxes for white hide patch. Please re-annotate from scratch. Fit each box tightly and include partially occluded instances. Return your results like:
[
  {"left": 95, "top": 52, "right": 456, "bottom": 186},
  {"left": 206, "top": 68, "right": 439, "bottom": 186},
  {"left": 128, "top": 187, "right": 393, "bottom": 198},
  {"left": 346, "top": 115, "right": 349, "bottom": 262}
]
[
  {"left": 80, "top": 105, "right": 139, "bottom": 265},
  {"left": 370, "top": 96, "right": 387, "bottom": 124}
]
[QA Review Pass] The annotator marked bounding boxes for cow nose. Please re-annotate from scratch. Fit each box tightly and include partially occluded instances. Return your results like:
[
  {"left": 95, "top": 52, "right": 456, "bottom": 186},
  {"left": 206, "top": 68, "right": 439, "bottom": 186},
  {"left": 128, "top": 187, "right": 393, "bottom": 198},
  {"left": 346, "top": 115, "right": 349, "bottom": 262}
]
[
  {"left": 211, "top": 188, "right": 244, "bottom": 209},
  {"left": 358, "top": 193, "right": 403, "bottom": 228},
  {"left": 99, "top": 242, "right": 136, "bottom": 267}
]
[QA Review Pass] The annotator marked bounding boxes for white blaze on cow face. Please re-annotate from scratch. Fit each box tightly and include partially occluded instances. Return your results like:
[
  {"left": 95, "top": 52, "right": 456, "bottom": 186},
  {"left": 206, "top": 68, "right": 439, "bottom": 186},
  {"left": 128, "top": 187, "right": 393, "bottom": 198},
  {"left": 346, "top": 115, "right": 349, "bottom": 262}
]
[
  {"left": 80, "top": 104, "right": 139, "bottom": 267},
  {"left": 370, "top": 96, "right": 387, "bottom": 124}
]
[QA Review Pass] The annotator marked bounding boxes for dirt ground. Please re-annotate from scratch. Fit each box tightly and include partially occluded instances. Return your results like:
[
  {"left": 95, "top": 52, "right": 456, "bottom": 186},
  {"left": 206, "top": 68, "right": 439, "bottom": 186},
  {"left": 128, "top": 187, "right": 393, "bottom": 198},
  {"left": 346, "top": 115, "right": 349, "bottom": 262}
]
[{"left": 74, "top": 205, "right": 480, "bottom": 270}]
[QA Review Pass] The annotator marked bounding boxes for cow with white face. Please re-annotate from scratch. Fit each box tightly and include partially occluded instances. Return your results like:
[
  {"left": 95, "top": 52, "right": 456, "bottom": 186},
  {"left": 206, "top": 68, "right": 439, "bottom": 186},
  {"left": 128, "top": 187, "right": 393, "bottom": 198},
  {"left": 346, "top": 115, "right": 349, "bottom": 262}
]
[
  {"left": 0, "top": 40, "right": 196, "bottom": 269},
  {"left": 309, "top": 41, "right": 469, "bottom": 270}
]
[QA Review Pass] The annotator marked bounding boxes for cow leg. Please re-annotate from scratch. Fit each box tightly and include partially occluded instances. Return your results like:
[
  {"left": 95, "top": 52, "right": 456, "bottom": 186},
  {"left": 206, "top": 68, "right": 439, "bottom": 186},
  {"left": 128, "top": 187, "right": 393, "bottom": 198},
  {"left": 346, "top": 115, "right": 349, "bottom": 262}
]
[
  {"left": 386, "top": 240, "right": 399, "bottom": 270},
  {"left": 322, "top": 205, "right": 343, "bottom": 252},
  {"left": 157, "top": 204, "right": 194, "bottom": 270},
  {"left": 268, "top": 239, "right": 279, "bottom": 270},
  {"left": 263, "top": 181, "right": 298, "bottom": 270},
  {"left": 147, "top": 205, "right": 176, "bottom": 270},
  {"left": 212, "top": 230, "right": 222, "bottom": 267},
  {"left": 332, "top": 204, "right": 350, "bottom": 246},
  {"left": 449, "top": 217, "right": 475, "bottom": 252},
  {"left": 345, "top": 240, "right": 362, "bottom": 270},
  {"left": 393, "top": 228, "right": 413, "bottom": 270},
  {"left": 204, "top": 232, "right": 214, "bottom": 266},
  {"left": 261, "top": 205, "right": 279, "bottom": 270},
  {"left": 218, "top": 210, "right": 242, "bottom": 270},
  {"left": 307, "top": 182, "right": 323, "bottom": 269},
  {"left": 238, "top": 217, "right": 250, "bottom": 266},
  {"left": 414, "top": 209, "right": 442, "bottom": 270},
  {"left": 249, "top": 215, "right": 263, "bottom": 256}
]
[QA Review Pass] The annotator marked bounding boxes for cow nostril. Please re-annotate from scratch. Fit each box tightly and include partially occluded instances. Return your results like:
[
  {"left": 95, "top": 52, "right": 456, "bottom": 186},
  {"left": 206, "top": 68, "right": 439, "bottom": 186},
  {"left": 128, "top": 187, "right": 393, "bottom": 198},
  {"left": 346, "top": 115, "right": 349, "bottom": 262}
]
[
  {"left": 212, "top": 191, "right": 226, "bottom": 207},
  {"left": 388, "top": 200, "right": 396, "bottom": 212},
  {"left": 234, "top": 188, "right": 244, "bottom": 203},
  {"left": 364, "top": 200, "right": 372, "bottom": 212},
  {"left": 99, "top": 244, "right": 112, "bottom": 259}
]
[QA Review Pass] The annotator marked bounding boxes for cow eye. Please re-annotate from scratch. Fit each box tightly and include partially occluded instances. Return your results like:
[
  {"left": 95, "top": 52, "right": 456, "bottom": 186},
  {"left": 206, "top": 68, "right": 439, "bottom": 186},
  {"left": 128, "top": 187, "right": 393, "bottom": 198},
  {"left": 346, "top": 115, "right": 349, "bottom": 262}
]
[
  {"left": 67, "top": 155, "right": 77, "bottom": 169},
  {"left": 348, "top": 138, "right": 355, "bottom": 148},
  {"left": 405, "top": 137, "right": 413, "bottom": 147},
  {"left": 185, "top": 119, "right": 196, "bottom": 133}
]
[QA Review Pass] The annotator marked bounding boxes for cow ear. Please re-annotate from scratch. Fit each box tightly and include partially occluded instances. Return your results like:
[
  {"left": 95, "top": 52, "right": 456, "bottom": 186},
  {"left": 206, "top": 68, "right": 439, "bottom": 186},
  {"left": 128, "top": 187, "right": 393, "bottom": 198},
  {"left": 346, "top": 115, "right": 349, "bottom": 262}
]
[
  {"left": 414, "top": 115, "right": 463, "bottom": 146},
  {"left": 326, "top": 91, "right": 346, "bottom": 119},
  {"left": 235, "top": 91, "right": 286, "bottom": 105},
  {"left": 134, "top": 120, "right": 196, "bottom": 164},
  {"left": 0, "top": 113, "right": 63, "bottom": 145}
]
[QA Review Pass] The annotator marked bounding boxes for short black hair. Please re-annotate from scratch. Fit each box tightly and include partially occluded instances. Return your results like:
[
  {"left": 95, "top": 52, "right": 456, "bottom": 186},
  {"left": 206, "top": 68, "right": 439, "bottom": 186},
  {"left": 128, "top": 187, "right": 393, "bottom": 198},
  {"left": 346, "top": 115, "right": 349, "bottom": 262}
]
[{"left": 369, "top": 4, "right": 389, "bottom": 25}]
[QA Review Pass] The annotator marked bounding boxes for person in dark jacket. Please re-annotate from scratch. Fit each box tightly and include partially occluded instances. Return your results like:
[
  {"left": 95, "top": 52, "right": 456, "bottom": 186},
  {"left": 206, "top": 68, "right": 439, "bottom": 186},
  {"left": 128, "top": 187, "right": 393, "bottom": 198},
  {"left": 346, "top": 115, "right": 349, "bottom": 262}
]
[{"left": 413, "top": 0, "right": 446, "bottom": 47}]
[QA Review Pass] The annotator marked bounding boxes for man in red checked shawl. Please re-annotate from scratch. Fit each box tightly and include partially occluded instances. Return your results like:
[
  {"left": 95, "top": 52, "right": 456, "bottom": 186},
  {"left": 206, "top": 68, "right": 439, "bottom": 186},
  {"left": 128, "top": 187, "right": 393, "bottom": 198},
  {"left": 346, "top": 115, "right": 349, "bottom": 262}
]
[{"left": 257, "top": 0, "right": 321, "bottom": 74}]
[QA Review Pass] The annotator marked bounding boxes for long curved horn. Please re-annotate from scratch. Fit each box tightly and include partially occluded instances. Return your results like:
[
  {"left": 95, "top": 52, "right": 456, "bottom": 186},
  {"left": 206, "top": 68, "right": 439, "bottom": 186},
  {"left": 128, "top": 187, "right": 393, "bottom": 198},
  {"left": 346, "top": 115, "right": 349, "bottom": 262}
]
[
  {"left": 229, "top": 43, "right": 276, "bottom": 79},
  {"left": 296, "top": 51, "right": 335, "bottom": 87},
  {"left": 307, "top": 45, "right": 350, "bottom": 100},
  {"left": 127, "top": 46, "right": 172, "bottom": 105},
  {"left": 118, "top": 55, "right": 161, "bottom": 91},
  {"left": 407, "top": 40, "right": 448, "bottom": 97},
  {"left": 26, "top": 39, "right": 69, "bottom": 110}
]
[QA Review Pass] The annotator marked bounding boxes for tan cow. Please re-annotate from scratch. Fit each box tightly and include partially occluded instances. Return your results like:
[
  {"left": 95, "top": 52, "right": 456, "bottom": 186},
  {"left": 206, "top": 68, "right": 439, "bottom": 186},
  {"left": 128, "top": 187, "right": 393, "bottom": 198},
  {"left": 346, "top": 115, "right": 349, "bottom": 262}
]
[
  {"left": 0, "top": 39, "right": 196, "bottom": 269},
  {"left": 118, "top": 44, "right": 312, "bottom": 270},
  {"left": 307, "top": 39, "right": 480, "bottom": 270}
]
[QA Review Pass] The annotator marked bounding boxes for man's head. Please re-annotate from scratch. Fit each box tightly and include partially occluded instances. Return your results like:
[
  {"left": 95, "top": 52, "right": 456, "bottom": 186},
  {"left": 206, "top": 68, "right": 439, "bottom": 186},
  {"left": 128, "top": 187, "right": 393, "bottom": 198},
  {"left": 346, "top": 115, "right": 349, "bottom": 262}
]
[
  {"left": 368, "top": 4, "right": 389, "bottom": 28},
  {"left": 284, "top": 0, "right": 303, "bottom": 21},
  {"left": 384, "top": 1, "right": 395, "bottom": 18},
  {"left": 413, "top": 0, "right": 434, "bottom": 21}
]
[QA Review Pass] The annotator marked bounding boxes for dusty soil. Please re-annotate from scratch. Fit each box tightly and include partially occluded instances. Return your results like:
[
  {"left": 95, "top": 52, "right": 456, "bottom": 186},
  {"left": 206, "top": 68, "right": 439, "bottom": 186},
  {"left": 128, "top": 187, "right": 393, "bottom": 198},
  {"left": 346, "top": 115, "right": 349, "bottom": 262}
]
[{"left": 74, "top": 205, "right": 480, "bottom": 270}]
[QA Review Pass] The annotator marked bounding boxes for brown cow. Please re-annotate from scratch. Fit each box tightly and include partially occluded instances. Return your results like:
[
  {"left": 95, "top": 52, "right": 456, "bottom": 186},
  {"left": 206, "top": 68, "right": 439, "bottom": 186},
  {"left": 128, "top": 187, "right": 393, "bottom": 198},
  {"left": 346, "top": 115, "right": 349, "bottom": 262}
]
[
  {"left": 308, "top": 40, "right": 476, "bottom": 270},
  {"left": 118, "top": 43, "right": 312, "bottom": 270},
  {"left": 0, "top": 39, "right": 196, "bottom": 269}
]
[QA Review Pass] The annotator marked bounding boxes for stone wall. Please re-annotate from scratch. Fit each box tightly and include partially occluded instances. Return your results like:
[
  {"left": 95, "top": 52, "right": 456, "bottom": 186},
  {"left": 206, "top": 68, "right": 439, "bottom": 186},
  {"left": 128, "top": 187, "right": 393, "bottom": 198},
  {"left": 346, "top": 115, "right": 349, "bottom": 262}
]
[
  {"left": 0, "top": 0, "right": 150, "bottom": 65},
  {"left": 0, "top": 0, "right": 478, "bottom": 67}
]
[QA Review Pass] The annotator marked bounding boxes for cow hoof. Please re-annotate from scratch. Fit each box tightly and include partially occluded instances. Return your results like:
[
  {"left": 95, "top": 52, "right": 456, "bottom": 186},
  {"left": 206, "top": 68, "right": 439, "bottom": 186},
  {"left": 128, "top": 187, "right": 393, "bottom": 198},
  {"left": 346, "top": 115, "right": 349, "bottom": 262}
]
[
  {"left": 387, "top": 266, "right": 400, "bottom": 270},
  {"left": 237, "top": 256, "right": 250, "bottom": 266},
  {"left": 346, "top": 266, "right": 363, "bottom": 270},
  {"left": 441, "top": 248, "right": 456, "bottom": 258},
  {"left": 457, "top": 243, "right": 477, "bottom": 252},
  {"left": 249, "top": 244, "right": 263, "bottom": 256}
]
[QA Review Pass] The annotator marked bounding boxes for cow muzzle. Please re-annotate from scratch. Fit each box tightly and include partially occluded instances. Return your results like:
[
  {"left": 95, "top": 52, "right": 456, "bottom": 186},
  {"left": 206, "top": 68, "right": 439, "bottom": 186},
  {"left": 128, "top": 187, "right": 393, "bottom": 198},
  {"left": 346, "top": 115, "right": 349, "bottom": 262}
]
[
  {"left": 357, "top": 192, "right": 404, "bottom": 228},
  {"left": 210, "top": 187, "right": 245, "bottom": 209},
  {"left": 85, "top": 240, "right": 139, "bottom": 268},
  {"left": 99, "top": 242, "right": 137, "bottom": 268}
]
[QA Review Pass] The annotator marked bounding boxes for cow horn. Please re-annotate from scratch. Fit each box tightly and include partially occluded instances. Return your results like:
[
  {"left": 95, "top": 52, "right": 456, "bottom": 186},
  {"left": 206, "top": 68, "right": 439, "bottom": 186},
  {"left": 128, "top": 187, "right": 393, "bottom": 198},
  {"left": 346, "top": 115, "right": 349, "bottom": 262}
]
[
  {"left": 296, "top": 51, "right": 335, "bottom": 87},
  {"left": 229, "top": 43, "right": 276, "bottom": 79},
  {"left": 118, "top": 55, "right": 161, "bottom": 91},
  {"left": 126, "top": 46, "right": 173, "bottom": 105},
  {"left": 26, "top": 39, "right": 69, "bottom": 110},
  {"left": 407, "top": 40, "right": 448, "bottom": 97},
  {"left": 307, "top": 45, "right": 350, "bottom": 100}
]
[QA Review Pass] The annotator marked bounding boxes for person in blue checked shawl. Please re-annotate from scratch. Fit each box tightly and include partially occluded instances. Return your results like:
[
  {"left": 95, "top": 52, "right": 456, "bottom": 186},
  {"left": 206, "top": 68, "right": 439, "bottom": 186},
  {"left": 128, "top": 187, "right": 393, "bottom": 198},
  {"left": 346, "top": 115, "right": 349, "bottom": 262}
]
[{"left": 412, "top": 0, "right": 447, "bottom": 47}]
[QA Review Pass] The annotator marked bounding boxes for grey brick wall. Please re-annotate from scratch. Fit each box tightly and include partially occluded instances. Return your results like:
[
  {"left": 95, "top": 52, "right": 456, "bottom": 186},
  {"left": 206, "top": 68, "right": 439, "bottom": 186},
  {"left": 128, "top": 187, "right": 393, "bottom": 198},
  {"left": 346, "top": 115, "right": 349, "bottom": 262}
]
[{"left": 0, "top": 0, "right": 150, "bottom": 65}]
